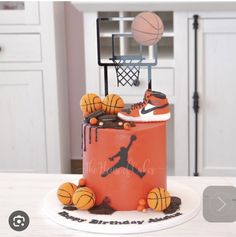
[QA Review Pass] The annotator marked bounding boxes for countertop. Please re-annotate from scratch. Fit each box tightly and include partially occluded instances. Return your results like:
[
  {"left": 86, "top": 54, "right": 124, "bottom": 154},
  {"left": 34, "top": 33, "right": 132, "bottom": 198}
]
[
  {"left": 72, "top": 0, "right": 236, "bottom": 12},
  {"left": 0, "top": 173, "right": 236, "bottom": 237}
]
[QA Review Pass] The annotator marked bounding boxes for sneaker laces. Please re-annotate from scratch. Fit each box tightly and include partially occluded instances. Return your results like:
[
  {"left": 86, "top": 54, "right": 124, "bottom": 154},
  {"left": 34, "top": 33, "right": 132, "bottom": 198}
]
[{"left": 131, "top": 97, "right": 148, "bottom": 110}]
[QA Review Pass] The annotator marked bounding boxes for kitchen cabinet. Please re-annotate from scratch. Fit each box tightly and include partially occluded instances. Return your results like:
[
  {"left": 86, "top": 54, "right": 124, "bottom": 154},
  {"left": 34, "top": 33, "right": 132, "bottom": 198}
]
[
  {"left": 0, "top": 34, "right": 41, "bottom": 62},
  {"left": 0, "top": 2, "right": 70, "bottom": 173},
  {"left": 189, "top": 14, "right": 236, "bottom": 176},
  {"left": 0, "top": 71, "right": 47, "bottom": 172},
  {"left": 0, "top": 2, "right": 39, "bottom": 25}
]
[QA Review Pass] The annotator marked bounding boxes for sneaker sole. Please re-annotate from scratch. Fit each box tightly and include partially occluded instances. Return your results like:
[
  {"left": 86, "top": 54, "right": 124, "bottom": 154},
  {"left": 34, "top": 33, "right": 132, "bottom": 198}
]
[{"left": 118, "top": 112, "right": 171, "bottom": 122}]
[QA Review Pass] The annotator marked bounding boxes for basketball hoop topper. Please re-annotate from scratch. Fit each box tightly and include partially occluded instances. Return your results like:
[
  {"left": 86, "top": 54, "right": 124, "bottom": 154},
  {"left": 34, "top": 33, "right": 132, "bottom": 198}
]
[{"left": 96, "top": 12, "right": 164, "bottom": 95}]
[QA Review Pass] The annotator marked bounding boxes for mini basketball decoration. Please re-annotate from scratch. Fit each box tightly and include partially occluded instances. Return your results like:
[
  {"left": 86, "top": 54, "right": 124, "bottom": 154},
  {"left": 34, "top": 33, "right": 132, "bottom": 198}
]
[
  {"left": 123, "top": 122, "right": 131, "bottom": 130},
  {"left": 138, "top": 198, "right": 146, "bottom": 206},
  {"left": 89, "top": 117, "right": 98, "bottom": 125},
  {"left": 78, "top": 178, "right": 86, "bottom": 187},
  {"left": 136, "top": 198, "right": 146, "bottom": 211},
  {"left": 57, "top": 182, "right": 78, "bottom": 205},
  {"left": 80, "top": 93, "right": 102, "bottom": 114},
  {"left": 131, "top": 12, "right": 164, "bottom": 46},
  {"left": 147, "top": 187, "right": 171, "bottom": 211},
  {"left": 137, "top": 205, "right": 144, "bottom": 212},
  {"left": 102, "top": 94, "right": 125, "bottom": 114},
  {"left": 72, "top": 187, "right": 95, "bottom": 210}
]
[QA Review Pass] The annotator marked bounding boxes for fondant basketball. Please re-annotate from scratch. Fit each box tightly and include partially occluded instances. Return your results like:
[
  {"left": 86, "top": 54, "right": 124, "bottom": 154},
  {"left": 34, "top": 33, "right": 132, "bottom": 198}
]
[
  {"left": 147, "top": 187, "right": 171, "bottom": 211},
  {"left": 57, "top": 182, "right": 78, "bottom": 205},
  {"left": 131, "top": 12, "right": 164, "bottom": 46},
  {"left": 72, "top": 187, "right": 95, "bottom": 210},
  {"left": 102, "top": 94, "right": 125, "bottom": 114},
  {"left": 80, "top": 93, "right": 102, "bottom": 114}
]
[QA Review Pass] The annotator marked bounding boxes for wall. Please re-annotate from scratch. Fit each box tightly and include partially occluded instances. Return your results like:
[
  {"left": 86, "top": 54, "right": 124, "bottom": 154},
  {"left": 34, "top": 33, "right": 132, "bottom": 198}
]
[{"left": 65, "top": 3, "right": 85, "bottom": 160}]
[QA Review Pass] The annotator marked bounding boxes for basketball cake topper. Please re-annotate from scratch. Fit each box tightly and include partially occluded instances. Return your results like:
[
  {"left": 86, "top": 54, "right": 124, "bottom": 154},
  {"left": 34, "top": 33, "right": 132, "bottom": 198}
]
[
  {"left": 131, "top": 12, "right": 164, "bottom": 46},
  {"left": 43, "top": 11, "right": 200, "bottom": 235},
  {"left": 96, "top": 12, "right": 161, "bottom": 91}
]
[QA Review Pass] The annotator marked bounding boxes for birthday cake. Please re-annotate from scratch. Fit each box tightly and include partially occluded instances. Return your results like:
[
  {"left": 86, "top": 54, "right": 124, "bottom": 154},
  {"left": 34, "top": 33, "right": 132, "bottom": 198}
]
[
  {"left": 81, "top": 90, "right": 170, "bottom": 211},
  {"left": 55, "top": 11, "right": 182, "bottom": 224}
]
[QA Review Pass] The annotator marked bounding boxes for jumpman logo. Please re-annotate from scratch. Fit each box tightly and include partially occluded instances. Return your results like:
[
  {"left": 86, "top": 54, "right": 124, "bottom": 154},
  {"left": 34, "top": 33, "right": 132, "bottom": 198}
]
[{"left": 101, "top": 135, "right": 146, "bottom": 178}]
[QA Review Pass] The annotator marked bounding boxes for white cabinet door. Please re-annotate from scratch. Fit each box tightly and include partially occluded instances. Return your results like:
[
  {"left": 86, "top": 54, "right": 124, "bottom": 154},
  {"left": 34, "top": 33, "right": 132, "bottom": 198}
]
[
  {"left": 189, "top": 18, "right": 236, "bottom": 176},
  {"left": 0, "top": 2, "right": 39, "bottom": 25},
  {"left": 0, "top": 34, "right": 41, "bottom": 62},
  {"left": 0, "top": 71, "right": 47, "bottom": 172}
]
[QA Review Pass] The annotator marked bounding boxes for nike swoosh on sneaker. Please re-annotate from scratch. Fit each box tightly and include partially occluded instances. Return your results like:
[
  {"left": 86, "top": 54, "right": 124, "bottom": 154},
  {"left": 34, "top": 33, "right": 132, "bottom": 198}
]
[{"left": 140, "top": 104, "right": 169, "bottom": 114}]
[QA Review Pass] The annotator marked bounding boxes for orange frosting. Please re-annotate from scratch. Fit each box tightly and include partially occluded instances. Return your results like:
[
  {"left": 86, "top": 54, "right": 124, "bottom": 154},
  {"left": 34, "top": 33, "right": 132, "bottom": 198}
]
[{"left": 82, "top": 122, "right": 167, "bottom": 211}]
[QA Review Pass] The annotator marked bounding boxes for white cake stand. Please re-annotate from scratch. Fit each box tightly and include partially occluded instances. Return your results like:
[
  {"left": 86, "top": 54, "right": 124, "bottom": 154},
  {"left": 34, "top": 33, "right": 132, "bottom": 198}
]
[{"left": 43, "top": 180, "right": 200, "bottom": 234}]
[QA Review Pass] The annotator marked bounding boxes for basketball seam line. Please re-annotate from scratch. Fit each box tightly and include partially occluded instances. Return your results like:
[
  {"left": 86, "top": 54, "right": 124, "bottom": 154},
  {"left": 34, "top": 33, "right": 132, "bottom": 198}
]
[
  {"left": 104, "top": 96, "right": 108, "bottom": 113},
  {"left": 58, "top": 194, "right": 71, "bottom": 198},
  {"left": 138, "top": 15, "right": 160, "bottom": 31},
  {"left": 154, "top": 13, "right": 160, "bottom": 33},
  {"left": 79, "top": 195, "right": 95, "bottom": 209},
  {"left": 81, "top": 102, "right": 101, "bottom": 107},
  {"left": 92, "top": 95, "right": 99, "bottom": 111},
  {"left": 114, "top": 97, "right": 119, "bottom": 113},
  {"left": 69, "top": 183, "right": 77, "bottom": 193},
  {"left": 88, "top": 94, "right": 92, "bottom": 113},
  {"left": 109, "top": 94, "right": 115, "bottom": 114},
  {"left": 158, "top": 187, "right": 163, "bottom": 210},
  {"left": 148, "top": 190, "right": 170, "bottom": 210},
  {"left": 92, "top": 96, "right": 96, "bottom": 111},
  {"left": 58, "top": 188, "right": 72, "bottom": 198},
  {"left": 75, "top": 189, "right": 95, "bottom": 196},
  {"left": 131, "top": 27, "right": 159, "bottom": 36},
  {"left": 76, "top": 194, "right": 95, "bottom": 206},
  {"left": 84, "top": 98, "right": 88, "bottom": 112},
  {"left": 101, "top": 102, "right": 124, "bottom": 108},
  {"left": 148, "top": 191, "right": 159, "bottom": 209},
  {"left": 147, "top": 197, "right": 169, "bottom": 200},
  {"left": 153, "top": 32, "right": 163, "bottom": 45}
]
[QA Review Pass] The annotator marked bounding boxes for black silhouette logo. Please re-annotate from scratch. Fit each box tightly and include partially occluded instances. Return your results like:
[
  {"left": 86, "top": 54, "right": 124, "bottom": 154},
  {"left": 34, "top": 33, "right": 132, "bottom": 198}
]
[
  {"left": 101, "top": 135, "right": 146, "bottom": 178},
  {"left": 141, "top": 103, "right": 168, "bottom": 114}
]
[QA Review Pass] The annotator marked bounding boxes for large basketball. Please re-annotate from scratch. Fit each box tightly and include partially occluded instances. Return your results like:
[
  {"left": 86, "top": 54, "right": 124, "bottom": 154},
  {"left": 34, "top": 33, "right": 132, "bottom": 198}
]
[
  {"left": 131, "top": 12, "right": 164, "bottom": 46},
  {"left": 147, "top": 187, "right": 171, "bottom": 211},
  {"left": 57, "top": 182, "right": 78, "bottom": 205},
  {"left": 72, "top": 187, "right": 95, "bottom": 210},
  {"left": 80, "top": 93, "right": 102, "bottom": 114},
  {"left": 102, "top": 94, "right": 125, "bottom": 115}
]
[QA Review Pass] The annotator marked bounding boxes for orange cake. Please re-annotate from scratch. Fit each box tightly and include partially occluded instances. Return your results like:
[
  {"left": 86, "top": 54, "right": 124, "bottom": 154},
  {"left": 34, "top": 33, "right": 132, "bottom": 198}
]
[
  {"left": 82, "top": 122, "right": 167, "bottom": 211},
  {"left": 55, "top": 12, "right": 183, "bottom": 218}
]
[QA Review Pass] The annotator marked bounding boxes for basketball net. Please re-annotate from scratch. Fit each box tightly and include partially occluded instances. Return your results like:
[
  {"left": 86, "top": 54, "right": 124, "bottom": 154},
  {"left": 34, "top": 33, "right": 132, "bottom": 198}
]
[{"left": 112, "top": 57, "right": 143, "bottom": 87}]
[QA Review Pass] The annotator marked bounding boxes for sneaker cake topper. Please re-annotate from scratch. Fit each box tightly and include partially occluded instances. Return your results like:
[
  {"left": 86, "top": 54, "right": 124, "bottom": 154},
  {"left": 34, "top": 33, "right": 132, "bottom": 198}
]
[{"left": 44, "top": 11, "right": 200, "bottom": 234}]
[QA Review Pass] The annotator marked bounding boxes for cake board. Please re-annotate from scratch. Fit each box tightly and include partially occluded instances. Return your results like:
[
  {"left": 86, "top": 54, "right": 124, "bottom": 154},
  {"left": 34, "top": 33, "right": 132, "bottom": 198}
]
[{"left": 43, "top": 180, "right": 201, "bottom": 234}]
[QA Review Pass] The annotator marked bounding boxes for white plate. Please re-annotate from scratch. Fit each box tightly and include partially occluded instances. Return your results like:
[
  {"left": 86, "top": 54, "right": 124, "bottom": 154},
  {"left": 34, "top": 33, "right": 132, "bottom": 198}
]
[{"left": 43, "top": 180, "right": 200, "bottom": 234}]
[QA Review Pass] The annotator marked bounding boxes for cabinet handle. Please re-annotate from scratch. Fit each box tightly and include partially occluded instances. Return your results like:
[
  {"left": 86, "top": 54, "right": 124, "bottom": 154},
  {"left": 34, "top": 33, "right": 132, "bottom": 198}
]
[{"left": 0, "top": 46, "right": 2, "bottom": 52}]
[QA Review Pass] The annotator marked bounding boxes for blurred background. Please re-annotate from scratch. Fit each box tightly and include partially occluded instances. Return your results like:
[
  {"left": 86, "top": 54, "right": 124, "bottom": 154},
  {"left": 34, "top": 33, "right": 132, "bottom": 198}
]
[{"left": 1, "top": 1, "right": 236, "bottom": 177}]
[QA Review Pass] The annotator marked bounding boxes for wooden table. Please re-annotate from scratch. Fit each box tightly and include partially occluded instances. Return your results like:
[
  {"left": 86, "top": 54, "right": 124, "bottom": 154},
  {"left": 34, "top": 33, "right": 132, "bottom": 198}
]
[{"left": 0, "top": 174, "right": 235, "bottom": 237}]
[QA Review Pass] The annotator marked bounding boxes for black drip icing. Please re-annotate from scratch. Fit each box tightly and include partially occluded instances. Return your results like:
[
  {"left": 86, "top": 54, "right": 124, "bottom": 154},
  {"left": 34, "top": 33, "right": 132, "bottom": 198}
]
[
  {"left": 82, "top": 124, "right": 100, "bottom": 152},
  {"left": 81, "top": 123, "right": 84, "bottom": 151},
  {"left": 95, "top": 127, "right": 98, "bottom": 142},
  {"left": 83, "top": 124, "right": 88, "bottom": 152},
  {"left": 89, "top": 126, "right": 92, "bottom": 144}
]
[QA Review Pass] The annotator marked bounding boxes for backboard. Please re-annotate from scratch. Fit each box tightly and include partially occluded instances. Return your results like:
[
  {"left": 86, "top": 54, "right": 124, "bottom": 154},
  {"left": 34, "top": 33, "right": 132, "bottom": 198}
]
[
  {"left": 97, "top": 17, "right": 158, "bottom": 66},
  {"left": 96, "top": 16, "right": 159, "bottom": 94}
]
